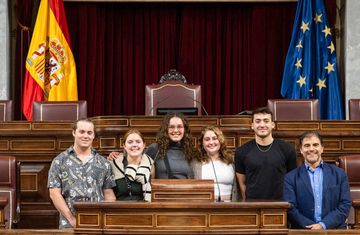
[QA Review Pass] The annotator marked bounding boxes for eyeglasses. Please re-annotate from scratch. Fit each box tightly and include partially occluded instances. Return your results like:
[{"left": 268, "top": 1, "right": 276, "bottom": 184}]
[{"left": 168, "top": 125, "right": 184, "bottom": 130}]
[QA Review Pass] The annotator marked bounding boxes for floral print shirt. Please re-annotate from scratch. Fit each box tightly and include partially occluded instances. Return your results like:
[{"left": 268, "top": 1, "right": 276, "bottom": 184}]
[{"left": 47, "top": 146, "right": 115, "bottom": 228}]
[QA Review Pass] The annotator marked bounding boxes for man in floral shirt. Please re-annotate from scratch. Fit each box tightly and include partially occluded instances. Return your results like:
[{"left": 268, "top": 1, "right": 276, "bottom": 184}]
[{"left": 48, "top": 118, "right": 116, "bottom": 229}]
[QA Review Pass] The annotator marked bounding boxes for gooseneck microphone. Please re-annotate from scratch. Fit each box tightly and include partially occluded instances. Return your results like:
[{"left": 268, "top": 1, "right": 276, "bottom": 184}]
[
  {"left": 187, "top": 97, "right": 209, "bottom": 116},
  {"left": 210, "top": 158, "right": 222, "bottom": 202}
]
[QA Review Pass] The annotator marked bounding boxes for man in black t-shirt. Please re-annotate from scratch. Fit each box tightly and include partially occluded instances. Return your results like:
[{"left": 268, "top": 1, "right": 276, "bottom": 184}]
[{"left": 235, "top": 107, "right": 297, "bottom": 200}]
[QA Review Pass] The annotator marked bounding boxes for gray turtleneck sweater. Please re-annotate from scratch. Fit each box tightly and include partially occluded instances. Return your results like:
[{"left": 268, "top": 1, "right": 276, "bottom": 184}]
[{"left": 145, "top": 142, "right": 194, "bottom": 179}]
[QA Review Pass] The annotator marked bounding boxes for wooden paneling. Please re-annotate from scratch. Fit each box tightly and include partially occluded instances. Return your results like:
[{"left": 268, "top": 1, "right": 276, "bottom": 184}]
[
  {"left": 0, "top": 140, "right": 9, "bottom": 150},
  {"left": 74, "top": 201, "right": 289, "bottom": 234},
  {"left": 1, "top": 116, "right": 360, "bottom": 228},
  {"left": 1, "top": 229, "right": 359, "bottom": 234},
  {"left": 0, "top": 196, "right": 7, "bottom": 229}
]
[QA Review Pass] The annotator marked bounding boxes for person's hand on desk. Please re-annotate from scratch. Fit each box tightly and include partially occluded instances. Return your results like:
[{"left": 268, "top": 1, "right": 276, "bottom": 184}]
[{"left": 306, "top": 223, "right": 324, "bottom": 230}]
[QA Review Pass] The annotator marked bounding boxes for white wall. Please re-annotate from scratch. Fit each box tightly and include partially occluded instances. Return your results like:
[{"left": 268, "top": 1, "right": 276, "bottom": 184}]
[
  {"left": 0, "top": 0, "right": 9, "bottom": 99},
  {"left": 345, "top": 0, "right": 360, "bottom": 119}
]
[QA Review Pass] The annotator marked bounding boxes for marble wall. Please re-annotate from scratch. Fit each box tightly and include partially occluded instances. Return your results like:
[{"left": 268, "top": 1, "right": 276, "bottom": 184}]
[
  {"left": 0, "top": 0, "right": 9, "bottom": 99},
  {"left": 345, "top": 0, "right": 360, "bottom": 118}
]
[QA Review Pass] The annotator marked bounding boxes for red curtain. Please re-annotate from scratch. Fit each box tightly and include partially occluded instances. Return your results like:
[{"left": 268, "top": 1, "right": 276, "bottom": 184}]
[
  {"left": 177, "top": 3, "right": 297, "bottom": 114},
  {"left": 15, "top": 1, "right": 337, "bottom": 117}
]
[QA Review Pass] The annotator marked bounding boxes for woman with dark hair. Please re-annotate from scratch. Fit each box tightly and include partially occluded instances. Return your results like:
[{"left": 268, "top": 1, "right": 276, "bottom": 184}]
[
  {"left": 110, "top": 129, "right": 154, "bottom": 201},
  {"left": 108, "top": 112, "right": 199, "bottom": 179},
  {"left": 145, "top": 112, "right": 199, "bottom": 179},
  {"left": 193, "top": 126, "right": 238, "bottom": 201}
]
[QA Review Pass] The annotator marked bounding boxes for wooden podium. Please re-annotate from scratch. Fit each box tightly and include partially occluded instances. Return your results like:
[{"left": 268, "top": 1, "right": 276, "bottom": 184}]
[
  {"left": 74, "top": 201, "right": 290, "bottom": 234},
  {"left": 151, "top": 179, "right": 215, "bottom": 202},
  {"left": 74, "top": 179, "right": 290, "bottom": 234}
]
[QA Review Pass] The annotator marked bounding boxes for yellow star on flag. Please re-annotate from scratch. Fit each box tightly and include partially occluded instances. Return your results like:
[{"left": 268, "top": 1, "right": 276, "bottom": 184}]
[
  {"left": 297, "top": 75, "right": 306, "bottom": 88},
  {"left": 322, "top": 25, "right": 332, "bottom": 37},
  {"left": 328, "top": 42, "right": 335, "bottom": 54},
  {"left": 316, "top": 78, "right": 326, "bottom": 90},
  {"left": 295, "top": 58, "right": 302, "bottom": 69},
  {"left": 300, "top": 21, "right": 310, "bottom": 33},
  {"left": 325, "top": 62, "right": 335, "bottom": 74},
  {"left": 296, "top": 41, "right": 303, "bottom": 51},
  {"left": 314, "top": 13, "right": 322, "bottom": 23}
]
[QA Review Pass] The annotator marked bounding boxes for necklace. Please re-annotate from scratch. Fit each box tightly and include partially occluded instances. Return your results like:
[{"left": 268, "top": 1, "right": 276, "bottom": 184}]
[{"left": 255, "top": 141, "right": 273, "bottom": 153}]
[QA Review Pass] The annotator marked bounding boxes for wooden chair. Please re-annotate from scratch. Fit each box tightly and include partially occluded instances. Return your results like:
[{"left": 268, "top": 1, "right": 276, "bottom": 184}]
[
  {"left": 0, "top": 156, "right": 20, "bottom": 228},
  {"left": 267, "top": 99, "right": 320, "bottom": 121},
  {"left": 0, "top": 100, "right": 13, "bottom": 121},
  {"left": 32, "top": 101, "right": 87, "bottom": 121}
]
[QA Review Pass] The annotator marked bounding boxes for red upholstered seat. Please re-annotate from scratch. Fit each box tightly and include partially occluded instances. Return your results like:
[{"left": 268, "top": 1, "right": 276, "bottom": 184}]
[
  {"left": 32, "top": 101, "right": 87, "bottom": 121},
  {"left": 267, "top": 99, "right": 320, "bottom": 121},
  {"left": 145, "top": 80, "right": 202, "bottom": 116},
  {"left": 0, "top": 156, "right": 20, "bottom": 228},
  {"left": 0, "top": 100, "right": 13, "bottom": 121},
  {"left": 349, "top": 99, "right": 360, "bottom": 120},
  {"left": 338, "top": 155, "right": 360, "bottom": 227}
]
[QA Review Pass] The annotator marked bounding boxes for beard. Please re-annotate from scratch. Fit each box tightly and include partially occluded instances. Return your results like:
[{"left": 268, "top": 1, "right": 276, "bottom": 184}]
[{"left": 306, "top": 155, "right": 320, "bottom": 164}]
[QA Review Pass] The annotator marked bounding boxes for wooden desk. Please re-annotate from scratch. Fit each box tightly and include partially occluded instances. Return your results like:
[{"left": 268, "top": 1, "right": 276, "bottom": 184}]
[
  {"left": 352, "top": 199, "right": 360, "bottom": 229},
  {"left": 0, "top": 196, "right": 7, "bottom": 229},
  {"left": 289, "top": 230, "right": 359, "bottom": 234},
  {"left": 2, "top": 116, "right": 360, "bottom": 228},
  {"left": 74, "top": 201, "right": 290, "bottom": 234},
  {"left": 0, "top": 229, "right": 358, "bottom": 234},
  {"left": 0, "top": 229, "right": 73, "bottom": 234}
]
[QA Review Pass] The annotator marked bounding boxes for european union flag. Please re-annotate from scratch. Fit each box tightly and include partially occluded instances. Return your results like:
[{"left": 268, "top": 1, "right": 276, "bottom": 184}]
[{"left": 281, "top": 0, "right": 343, "bottom": 120}]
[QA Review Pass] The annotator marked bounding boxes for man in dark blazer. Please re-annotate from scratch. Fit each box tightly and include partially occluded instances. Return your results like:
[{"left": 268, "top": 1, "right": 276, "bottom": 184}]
[{"left": 283, "top": 131, "right": 351, "bottom": 230}]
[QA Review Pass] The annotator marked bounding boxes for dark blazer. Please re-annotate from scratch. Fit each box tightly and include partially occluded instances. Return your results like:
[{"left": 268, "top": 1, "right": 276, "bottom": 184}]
[{"left": 283, "top": 163, "right": 351, "bottom": 229}]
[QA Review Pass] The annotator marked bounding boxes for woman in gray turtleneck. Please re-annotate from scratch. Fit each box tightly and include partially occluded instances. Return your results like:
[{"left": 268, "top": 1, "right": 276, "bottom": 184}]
[{"left": 145, "top": 112, "right": 199, "bottom": 179}]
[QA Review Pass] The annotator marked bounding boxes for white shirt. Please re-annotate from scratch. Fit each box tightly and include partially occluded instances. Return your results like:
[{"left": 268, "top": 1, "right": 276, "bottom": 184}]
[{"left": 201, "top": 160, "right": 234, "bottom": 201}]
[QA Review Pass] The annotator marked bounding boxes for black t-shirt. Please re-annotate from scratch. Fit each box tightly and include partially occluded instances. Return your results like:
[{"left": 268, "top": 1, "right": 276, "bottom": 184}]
[{"left": 235, "top": 139, "right": 297, "bottom": 200}]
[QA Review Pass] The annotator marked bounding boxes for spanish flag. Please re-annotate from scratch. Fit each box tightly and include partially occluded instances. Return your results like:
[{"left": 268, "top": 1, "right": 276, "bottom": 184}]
[{"left": 23, "top": 0, "right": 77, "bottom": 120}]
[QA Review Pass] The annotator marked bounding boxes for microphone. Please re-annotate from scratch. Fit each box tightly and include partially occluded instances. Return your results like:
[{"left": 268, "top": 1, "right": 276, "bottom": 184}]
[
  {"left": 187, "top": 97, "right": 209, "bottom": 116},
  {"left": 237, "top": 110, "right": 252, "bottom": 115},
  {"left": 210, "top": 158, "right": 222, "bottom": 202}
]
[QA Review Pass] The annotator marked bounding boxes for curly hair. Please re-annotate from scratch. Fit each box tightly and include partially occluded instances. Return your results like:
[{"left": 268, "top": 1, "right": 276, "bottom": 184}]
[
  {"left": 156, "top": 112, "right": 198, "bottom": 161},
  {"left": 198, "top": 126, "right": 234, "bottom": 165}
]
